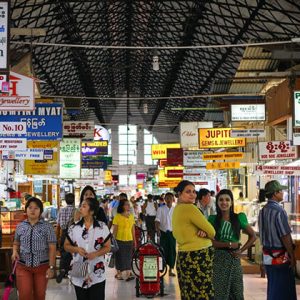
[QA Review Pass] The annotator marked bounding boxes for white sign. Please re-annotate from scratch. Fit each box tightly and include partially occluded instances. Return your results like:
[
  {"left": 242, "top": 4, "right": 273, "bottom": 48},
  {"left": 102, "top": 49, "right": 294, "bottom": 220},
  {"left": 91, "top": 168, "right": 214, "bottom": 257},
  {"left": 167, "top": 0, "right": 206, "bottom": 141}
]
[
  {"left": 63, "top": 121, "right": 94, "bottom": 140},
  {"left": 231, "top": 104, "right": 265, "bottom": 121},
  {"left": 231, "top": 129, "right": 265, "bottom": 138},
  {"left": 0, "top": 2, "right": 8, "bottom": 70},
  {"left": 259, "top": 140, "right": 297, "bottom": 161},
  {"left": 183, "top": 150, "right": 206, "bottom": 167},
  {"left": 255, "top": 165, "right": 300, "bottom": 176},
  {"left": 180, "top": 122, "right": 213, "bottom": 148},
  {"left": 60, "top": 138, "right": 81, "bottom": 179},
  {"left": 0, "top": 138, "right": 26, "bottom": 150},
  {"left": 94, "top": 125, "right": 110, "bottom": 141},
  {"left": 294, "top": 91, "right": 300, "bottom": 127},
  {"left": 293, "top": 133, "right": 300, "bottom": 146},
  {"left": 0, "top": 72, "right": 35, "bottom": 110},
  {"left": 0, "top": 122, "right": 26, "bottom": 136},
  {"left": 2, "top": 149, "right": 44, "bottom": 160}
]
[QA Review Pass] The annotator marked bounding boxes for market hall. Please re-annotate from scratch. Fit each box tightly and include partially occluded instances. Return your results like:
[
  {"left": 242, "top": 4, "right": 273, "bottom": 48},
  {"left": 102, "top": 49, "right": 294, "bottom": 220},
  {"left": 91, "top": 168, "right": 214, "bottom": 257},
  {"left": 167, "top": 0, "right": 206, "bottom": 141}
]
[{"left": 1, "top": 1, "right": 300, "bottom": 299}]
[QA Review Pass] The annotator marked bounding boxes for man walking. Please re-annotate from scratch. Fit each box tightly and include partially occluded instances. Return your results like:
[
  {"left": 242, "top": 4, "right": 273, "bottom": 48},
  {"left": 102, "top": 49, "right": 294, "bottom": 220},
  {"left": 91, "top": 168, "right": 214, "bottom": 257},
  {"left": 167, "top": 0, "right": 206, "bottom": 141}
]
[
  {"left": 258, "top": 180, "right": 297, "bottom": 300},
  {"left": 197, "top": 188, "right": 215, "bottom": 218},
  {"left": 155, "top": 192, "right": 176, "bottom": 276}
]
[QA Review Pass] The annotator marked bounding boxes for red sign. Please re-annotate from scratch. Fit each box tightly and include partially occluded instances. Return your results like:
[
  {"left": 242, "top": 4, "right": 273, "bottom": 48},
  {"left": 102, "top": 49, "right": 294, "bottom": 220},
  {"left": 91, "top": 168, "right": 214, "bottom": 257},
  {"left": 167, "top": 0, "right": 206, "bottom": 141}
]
[
  {"left": 167, "top": 148, "right": 183, "bottom": 166},
  {"left": 167, "top": 169, "right": 184, "bottom": 178}
]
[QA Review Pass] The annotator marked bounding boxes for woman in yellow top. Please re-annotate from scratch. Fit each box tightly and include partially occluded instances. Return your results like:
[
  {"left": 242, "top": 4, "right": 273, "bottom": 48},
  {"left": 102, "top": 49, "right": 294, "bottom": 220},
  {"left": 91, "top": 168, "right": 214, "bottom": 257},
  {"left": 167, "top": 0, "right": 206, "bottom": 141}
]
[
  {"left": 172, "top": 180, "right": 216, "bottom": 300},
  {"left": 112, "top": 199, "right": 136, "bottom": 281}
]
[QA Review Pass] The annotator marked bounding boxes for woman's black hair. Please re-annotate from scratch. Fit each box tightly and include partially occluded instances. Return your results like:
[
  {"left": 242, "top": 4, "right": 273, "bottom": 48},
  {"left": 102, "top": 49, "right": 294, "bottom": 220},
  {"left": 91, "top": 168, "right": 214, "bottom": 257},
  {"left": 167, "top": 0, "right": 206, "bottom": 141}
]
[
  {"left": 215, "top": 189, "right": 241, "bottom": 239},
  {"left": 174, "top": 180, "right": 195, "bottom": 194},
  {"left": 117, "top": 199, "right": 129, "bottom": 214},
  {"left": 80, "top": 185, "right": 97, "bottom": 204},
  {"left": 25, "top": 197, "right": 43, "bottom": 216},
  {"left": 81, "top": 197, "right": 99, "bottom": 218},
  {"left": 258, "top": 189, "right": 267, "bottom": 203}
]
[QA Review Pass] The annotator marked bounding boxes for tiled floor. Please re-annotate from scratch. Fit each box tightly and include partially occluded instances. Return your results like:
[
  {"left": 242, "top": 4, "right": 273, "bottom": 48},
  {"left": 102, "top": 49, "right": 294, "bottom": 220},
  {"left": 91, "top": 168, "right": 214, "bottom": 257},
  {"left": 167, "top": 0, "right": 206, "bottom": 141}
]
[{"left": 45, "top": 268, "right": 300, "bottom": 300}]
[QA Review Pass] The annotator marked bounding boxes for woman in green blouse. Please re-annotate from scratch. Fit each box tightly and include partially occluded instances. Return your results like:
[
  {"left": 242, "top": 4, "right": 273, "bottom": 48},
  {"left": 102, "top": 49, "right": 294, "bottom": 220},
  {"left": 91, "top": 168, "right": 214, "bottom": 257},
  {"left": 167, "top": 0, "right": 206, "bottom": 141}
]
[{"left": 208, "top": 189, "right": 256, "bottom": 300}]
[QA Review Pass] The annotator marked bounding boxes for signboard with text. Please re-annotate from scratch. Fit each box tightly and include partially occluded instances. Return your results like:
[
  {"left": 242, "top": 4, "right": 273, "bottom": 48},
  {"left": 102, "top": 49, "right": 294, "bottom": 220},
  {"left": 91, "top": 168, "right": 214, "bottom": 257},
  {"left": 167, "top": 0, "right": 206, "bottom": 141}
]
[
  {"left": 231, "top": 104, "right": 265, "bottom": 121},
  {"left": 0, "top": 122, "right": 26, "bottom": 137},
  {"left": 151, "top": 144, "right": 180, "bottom": 159},
  {"left": 202, "top": 152, "right": 244, "bottom": 161},
  {"left": 206, "top": 161, "right": 240, "bottom": 170},
  {"left": 0, "top": 1, "right": 9, "bottom": 71},
  {"left": 294, "top": 91, "right": 300, "bottom": 127},
  {"left": 255, "top": 165, "right": 300, "bottom": 176},
  {"left": 0, "top": 138, "right": 26, "bottom": 150},
  {"left": 94, "top": 125, "right": 110, "bottom": 141},
  {"left": 167, "top": 148, "right": 183, "bottom": 166},
  {"left": 183, "top": 150, "right": 206, "bottom": 167},
  {"left": 198, "top": 128, "right": 246, "bottom": 149},
  {"left": 2, "top": 149, "right": 44, "bottom": 160},
  {"left": 63, "top": 121, "right": 94, "bottom": 140},
  {"left": 258, "top": 141, "right": 297, "bottom": 161},
  {"left": 231, "top": 129, "right": 265, "bottom": 138},
  {"left": 82, "top": 141, "right": 108, "bottom": 157}
]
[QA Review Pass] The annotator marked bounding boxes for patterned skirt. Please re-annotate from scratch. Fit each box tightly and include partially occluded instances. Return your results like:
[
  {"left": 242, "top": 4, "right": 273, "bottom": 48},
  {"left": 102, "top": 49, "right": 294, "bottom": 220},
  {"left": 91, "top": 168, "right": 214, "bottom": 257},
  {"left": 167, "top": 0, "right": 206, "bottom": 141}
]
[
  {"left": 176, "top": 247, "right": 214, "bottom": 300},
  {"left": 213, "top": 249, "right": 244, "bottom": 300}
]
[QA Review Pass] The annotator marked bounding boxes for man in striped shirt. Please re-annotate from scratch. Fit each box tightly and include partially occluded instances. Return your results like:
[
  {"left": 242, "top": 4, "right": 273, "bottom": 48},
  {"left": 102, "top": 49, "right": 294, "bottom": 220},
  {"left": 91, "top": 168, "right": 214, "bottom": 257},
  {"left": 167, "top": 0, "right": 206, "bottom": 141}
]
[{"left": 258, "top": 180, "right": 296, "bottom": 300}]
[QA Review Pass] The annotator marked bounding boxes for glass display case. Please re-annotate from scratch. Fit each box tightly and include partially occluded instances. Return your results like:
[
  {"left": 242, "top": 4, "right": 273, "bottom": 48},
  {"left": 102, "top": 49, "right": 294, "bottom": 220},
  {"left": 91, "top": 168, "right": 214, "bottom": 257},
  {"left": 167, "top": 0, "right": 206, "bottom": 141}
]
[
  {"left": 289, "top": 213, "right": 300, "bottom": 241},
  {"left": 0, "top": 210, "right": 26, "bottom": 235}
]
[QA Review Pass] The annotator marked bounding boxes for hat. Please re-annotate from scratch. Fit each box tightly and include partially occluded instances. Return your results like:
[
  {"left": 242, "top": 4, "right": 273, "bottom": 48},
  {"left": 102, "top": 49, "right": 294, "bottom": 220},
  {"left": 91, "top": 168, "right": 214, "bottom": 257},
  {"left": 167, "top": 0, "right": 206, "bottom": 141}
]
[{"left": 264, "top": 180, "right": 287, "bottom": 194}]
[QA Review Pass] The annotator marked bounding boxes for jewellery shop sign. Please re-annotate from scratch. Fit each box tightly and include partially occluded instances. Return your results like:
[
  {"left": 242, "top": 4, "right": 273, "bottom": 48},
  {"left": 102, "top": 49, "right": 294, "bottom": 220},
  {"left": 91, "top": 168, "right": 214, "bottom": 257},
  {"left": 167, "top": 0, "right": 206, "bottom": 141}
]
[
  {"left": 0, "top": 103, "right": 63, "bottom": 140},
  {"left": 258, "top": 140, "right": 297, "bottom": 161},
  {"left": 255, "top": 165, "right": 300, "bottom": 176}
]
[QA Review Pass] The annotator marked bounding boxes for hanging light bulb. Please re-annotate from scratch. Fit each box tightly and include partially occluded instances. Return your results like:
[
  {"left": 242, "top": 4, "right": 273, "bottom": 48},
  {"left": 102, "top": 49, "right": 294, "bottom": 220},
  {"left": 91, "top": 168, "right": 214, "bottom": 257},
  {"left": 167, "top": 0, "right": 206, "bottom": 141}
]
[{"left": 152, "top": 50, "right": 159, "bottom": 71}]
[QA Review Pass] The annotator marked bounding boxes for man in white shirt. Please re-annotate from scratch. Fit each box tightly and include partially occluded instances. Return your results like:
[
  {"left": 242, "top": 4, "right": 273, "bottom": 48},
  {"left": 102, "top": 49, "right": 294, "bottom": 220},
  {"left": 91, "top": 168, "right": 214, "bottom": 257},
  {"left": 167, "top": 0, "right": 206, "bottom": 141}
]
[{"left": 155, "top": 192, "right": 176, "bottom": 276}]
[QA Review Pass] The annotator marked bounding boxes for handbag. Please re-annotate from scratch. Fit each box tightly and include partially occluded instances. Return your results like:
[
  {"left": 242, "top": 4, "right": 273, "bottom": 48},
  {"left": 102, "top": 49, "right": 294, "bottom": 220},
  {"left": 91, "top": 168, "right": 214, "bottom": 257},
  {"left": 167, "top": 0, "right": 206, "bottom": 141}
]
[
  {"left": 110, "top": 236, "right": 119, "bottom": 253},
  {"left": 69, "top": 261, "right": 89, "bottom": 278},
  {"left": 262, "top": 248, "right": 290, "bottom": 265}
]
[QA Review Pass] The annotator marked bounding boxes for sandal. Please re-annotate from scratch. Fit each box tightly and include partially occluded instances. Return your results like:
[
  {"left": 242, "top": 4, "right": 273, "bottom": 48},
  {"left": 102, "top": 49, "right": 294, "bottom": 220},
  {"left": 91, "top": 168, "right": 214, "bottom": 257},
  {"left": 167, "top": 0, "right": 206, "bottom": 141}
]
[{"left": 115, "top": 275, "right": 124, "bottom": 280}]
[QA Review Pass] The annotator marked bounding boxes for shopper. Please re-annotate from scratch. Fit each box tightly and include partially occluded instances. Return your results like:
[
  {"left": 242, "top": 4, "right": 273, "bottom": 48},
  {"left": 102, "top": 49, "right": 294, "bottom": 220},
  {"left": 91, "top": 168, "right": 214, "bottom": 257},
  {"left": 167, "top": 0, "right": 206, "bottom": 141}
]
[
  {"left": 258, "top": 180, "right": 297, "bottom": 300},
  {"left": 197, "top": 188, "right": 215, "bottom": 218},
  {"left": 80, "top": 185, "right": 107, "bottom": 224},
  {"left": 142, "top": 194, "right": 157, "bottom": 242},
  {"left": 172, "top": 180, "right": 216, "bottom": 300},
  {"left": 12, "top": 197, "right": 56, "bottom": 300},
  {"left": 64, "top": 197, "right": 111, "bottom": 300},
  {"left": 112, "top": 199, "right": 136, "bottom": 281},
  {"left": 208, "top": 189, "right": 256, "bottom": 300},
  {"left": 155, "top": 192, "right": 176, "bottom": 276}
]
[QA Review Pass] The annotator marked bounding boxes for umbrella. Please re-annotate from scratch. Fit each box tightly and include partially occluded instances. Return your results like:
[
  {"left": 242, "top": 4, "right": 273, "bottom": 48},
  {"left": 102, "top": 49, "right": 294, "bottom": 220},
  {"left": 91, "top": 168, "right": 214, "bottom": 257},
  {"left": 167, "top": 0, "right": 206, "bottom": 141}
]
[{"left": 1, "top": 260, "right": 17, "bottom": 300}]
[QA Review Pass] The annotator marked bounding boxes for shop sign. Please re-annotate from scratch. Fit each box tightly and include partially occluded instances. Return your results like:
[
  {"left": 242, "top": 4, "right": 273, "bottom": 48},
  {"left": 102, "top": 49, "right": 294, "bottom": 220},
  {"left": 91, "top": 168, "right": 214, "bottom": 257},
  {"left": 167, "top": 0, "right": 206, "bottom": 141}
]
[
  {"left": 0, "top": 103, "right": 63, "bottom": 140},
  {"left": 151, "top": 143, "right": 180, "bottom": 159},
  {"left": 158, "top": 169, "right": 181, "bottom": 182},
  {"left": 231, "top": 129, "right": 265, "bottom": 138},
  {"left": 198, "top": 128, "right": 246, "bottom": 149},
  {"left": 24, "top": 141, "right": 59, "bottom": 175},
  {"left": 82, "top": 141, "right": 108, "bottom": 156},
  {"left": 206, "top": 161, "right": 240, "bottom": 170},
  {"left": 0, "top": 122, "right": 26, "bottom": 136},
  {"left": 94, "top": 125, "right": 110, "bottom": 141},
  {"left": 104, "top": 170, "right": 112, "bottom": 182},
  {"left": 81, "top": 159, "right": 108, "bottom": 170},
  {"left": 167, "top": 148, "right": 183, "bottom": 166},
  {"left": 180, "top": 122, "right": 213, "bottom": 148},
  {"left": 231, "top": 104, "right": 265, "bottom": 121},
  {"left": 63, "top": 121, "right": 94, "bottom": 140},
  {"left": 183, "top": 150, "right": 206, "bottom": 167},
  {"left": 258, "top": 140, "right": 297, "bottom": 161},
  {"left": 202, "top": 152, "right": 244, "bottom": 161},
  {"left": 2, "top": 149, "right": 44, "bottom": 160},
  {"left": 0, "top": 138, "right": 26, "bottom": 150},
  {"left": 294, "top": 91, "right": 300, "bottom": 127},
  {"left": 166, "top": 169, "right": 183, "bottom": 178},
  {"left": 293, "top": 133, "right": 300, "bottom": 146},
  {"left": 158, "top": 181, "right": 180, "bottom": 188},
  {"left": 255, "top": 165, "right": 300, "bottom": 176},
  {"left": 0, "top": 1, "right": 9, "bottom": 71},
  {"left": 0, "top": 72, "right": 35, "bottom": 110},
  {"left": 60, "top": 138, "right": 81, "bottom": 179}
]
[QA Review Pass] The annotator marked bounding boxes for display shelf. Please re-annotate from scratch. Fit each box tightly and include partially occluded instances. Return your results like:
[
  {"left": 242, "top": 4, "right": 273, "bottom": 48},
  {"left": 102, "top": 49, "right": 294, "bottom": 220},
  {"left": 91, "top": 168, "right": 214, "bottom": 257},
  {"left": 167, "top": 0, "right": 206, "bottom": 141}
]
[{"left": 0, "top": 210, "right": 26, "bottom": 235}]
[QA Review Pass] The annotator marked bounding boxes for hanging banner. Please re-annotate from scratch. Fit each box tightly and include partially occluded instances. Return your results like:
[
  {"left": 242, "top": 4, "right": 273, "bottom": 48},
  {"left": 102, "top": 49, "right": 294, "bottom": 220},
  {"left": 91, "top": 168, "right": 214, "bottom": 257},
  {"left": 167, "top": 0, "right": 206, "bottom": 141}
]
[
  {"left": 258, "top": 140, "right": 297, "bottom": 161},
  {"left": 60, "top": 138, "right": 81, "bottom": 178},
  {"left": 24, "top": 141, "right": 59, "bottom": 175},
  {"left": 82, "top": 141, "right": 108, "bottom": 156},
  {"left": 0, "top": 1, "right": 9, "bottom": 71},
  {"left": 0, "top": 103, "right": 63, "bottom": 140},
  {"left": 255, "top": 165, "right": 300, "bottom": 176},
  {"left": 0, "top": 138, "right": 26, "bottom": 150},
  {"left": 231, "top": 129, "right": 265, "bottom": 138},
  {"left": 202, "top": 152, "right": 244, "bottom": 161},
  {"left": 294, "top": 91, "right": 300, "bottom": 127},
  {"left": 167, "top": 148, "right": 183, "bottom": 166},
  {"left": 151, "top": 144, "right": 180, "bottom": 159},
  {"left": 63, "top": 121, "right": 94, "bottom": 140},
  {"left": 199, "top": 128, "right": 246, "bottom": 149},
  {"left": 183, "top": 150, "right": 206, "bottom": 167},
  {"left": 0, "top": 72, "right": 35, "bottom": 110},
  {"left": 180, "top": 122, "right": 213, "bottom": 148},
  {"left": 231, "top": 104, "right": 265, "bottom": 121},
  {"left": 206, "top": 161, "right": 240, "bottom": 170}
]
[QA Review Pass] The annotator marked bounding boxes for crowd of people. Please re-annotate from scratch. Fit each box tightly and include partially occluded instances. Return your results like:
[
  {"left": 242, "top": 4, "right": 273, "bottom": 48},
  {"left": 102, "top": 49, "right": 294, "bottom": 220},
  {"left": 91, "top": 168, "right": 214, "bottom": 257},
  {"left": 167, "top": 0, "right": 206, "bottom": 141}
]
[{"left": 10, "top": 180, "right": 297, "bottom": 300}]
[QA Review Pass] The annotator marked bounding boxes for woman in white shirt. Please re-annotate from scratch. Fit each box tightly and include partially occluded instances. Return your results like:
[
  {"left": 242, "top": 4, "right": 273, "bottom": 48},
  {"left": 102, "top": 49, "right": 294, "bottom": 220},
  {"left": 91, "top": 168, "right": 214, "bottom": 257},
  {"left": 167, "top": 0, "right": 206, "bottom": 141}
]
[{"left": 64, "top": 197, "right": 111, "bottom": 300}]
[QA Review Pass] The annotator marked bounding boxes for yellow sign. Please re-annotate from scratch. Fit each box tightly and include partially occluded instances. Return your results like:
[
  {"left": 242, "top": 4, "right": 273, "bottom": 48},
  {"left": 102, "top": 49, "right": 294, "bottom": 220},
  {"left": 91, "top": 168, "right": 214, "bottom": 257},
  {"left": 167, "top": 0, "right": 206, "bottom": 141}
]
[
  {"left": 202, "top": 152, "right": 244, "bottom": 160},
  {"left": 82, "top": 141, "right": 108, "bottom": 147},
  {"left": 151, "top": 144, "right": 180, "bottom": 159},
  {"left": 25, "top": 141, "right": 59, "bottom": 175},
  {"left": 158, "top": 169, "right": 182, "bottom": 182},
  {"left": 104, "top": 170, "right": 112, "bottom": 182},
  {"left": 198, "top": 128, "right": 245, "bottom": 149},
  {"left": 158, "top": 181, "right": 180, "bottom": 188},
  {"left": 206, "top": 161, "right": 240, "bottom": 170}
]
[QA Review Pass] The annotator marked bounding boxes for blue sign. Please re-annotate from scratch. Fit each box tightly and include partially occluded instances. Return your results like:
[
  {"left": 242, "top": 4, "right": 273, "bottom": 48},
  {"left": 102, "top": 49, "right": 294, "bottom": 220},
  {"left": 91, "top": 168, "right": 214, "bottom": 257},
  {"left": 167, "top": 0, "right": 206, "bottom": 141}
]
[{"left": 0, "top": 103, "right": 63, "bottom": 140}]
